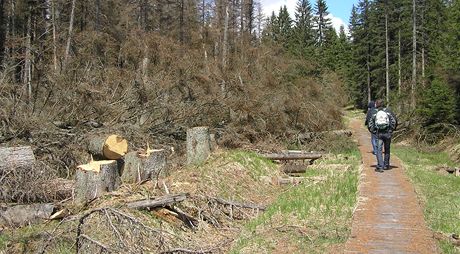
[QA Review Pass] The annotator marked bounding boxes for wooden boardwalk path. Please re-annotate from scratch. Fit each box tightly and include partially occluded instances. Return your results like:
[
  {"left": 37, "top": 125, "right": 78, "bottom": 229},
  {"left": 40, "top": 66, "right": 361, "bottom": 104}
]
[{"left": 344, "top": 118, "right": 439, "bottom": 254}]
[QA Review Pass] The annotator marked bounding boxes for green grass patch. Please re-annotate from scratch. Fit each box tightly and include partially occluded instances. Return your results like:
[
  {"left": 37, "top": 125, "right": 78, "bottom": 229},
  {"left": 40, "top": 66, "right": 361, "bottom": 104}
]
[
  {"left": 0, "top": 233, "right": 9, "bottom": 251},
  {"left": 394, "top": 146, "right": 460, "bottom": 253},
  {"left": 231, "top": 149, "right": 360, "bottom": 253},
  {"left": 229, "top": 150, "right": 277, "bottom": 180}
]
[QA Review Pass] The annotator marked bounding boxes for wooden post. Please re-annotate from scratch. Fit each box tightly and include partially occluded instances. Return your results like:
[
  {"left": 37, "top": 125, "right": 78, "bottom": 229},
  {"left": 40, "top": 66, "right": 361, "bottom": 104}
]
[
  {"left": 75, "top": 160, "right": 120, "bottom": 203},
  {"left": 186, "top": 127, "right": 211, "bottom": 165}
]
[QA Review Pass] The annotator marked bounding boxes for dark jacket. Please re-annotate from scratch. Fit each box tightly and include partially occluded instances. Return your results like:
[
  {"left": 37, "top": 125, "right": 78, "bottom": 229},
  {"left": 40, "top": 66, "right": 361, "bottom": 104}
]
[
  {"left": 365, "top": 101, "right": 375, "bottom": 126},
  {"left": 368, "top": 107, "right": 398, "bottom": 134}
]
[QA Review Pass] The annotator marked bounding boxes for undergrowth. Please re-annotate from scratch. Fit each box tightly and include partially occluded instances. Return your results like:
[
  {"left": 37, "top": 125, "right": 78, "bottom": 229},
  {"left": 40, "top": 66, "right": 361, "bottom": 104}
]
[
  {"left": 231, "top": 148, "right": 360, "bottom": 253},
  {"left": 394, "top": 146, "right": 460, "bottom": 254}
]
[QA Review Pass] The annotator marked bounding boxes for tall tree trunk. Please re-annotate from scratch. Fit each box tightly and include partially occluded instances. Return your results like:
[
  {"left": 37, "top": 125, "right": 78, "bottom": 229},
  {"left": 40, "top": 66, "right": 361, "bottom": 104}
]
[
  {"left": 398, "top": 26, "right": 401, "bottom": 96},
  {"left": 64, "top": 0, "right": 76, "bottom": 68},
  {"left": 411, "top": 0, "right": 417, "bottom": 109},
  {"left": 0, "top": 0, "right": 6, "bottom": 67},
  {"left": 51, "top": 0, "right": 57, "bottom": 72},
  {"left": 421, "top": 4, "right": 425, "bottom": 88},
  {"left": 24, "top": 8, "right": 32, "bottom": 102},
  {"left": 367, "top": 58, "right": 371, "bottom": 103},
  {"left": 200, "top": 0, "right": 208, "bottom": 72},
  {"left": 385, "top": 10, "right": 389, "bottom": 105},
  {"left": 179, "top": 0, "right": 184, "bottom": 44},
  {"left": 95, "top": 0, "right": 100, "bottom": 32},
  {"left": 222, "top": 4, "right": 229, "bottom": 69}
]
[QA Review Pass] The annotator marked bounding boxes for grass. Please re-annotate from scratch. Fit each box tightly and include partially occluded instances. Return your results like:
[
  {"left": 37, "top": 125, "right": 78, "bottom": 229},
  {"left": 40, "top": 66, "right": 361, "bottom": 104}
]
[
  {"left": 394, "top": 146, "right": 460, "bottom": 253},
  {"left": 230, "top": 148, "right": 360, "bottom": 253},
  {"left": 229, "top": 150, "right": 277, "bottom": 180}
]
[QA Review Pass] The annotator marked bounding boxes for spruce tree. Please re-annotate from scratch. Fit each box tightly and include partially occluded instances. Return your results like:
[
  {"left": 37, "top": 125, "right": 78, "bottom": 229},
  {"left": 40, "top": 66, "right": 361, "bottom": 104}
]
[
  {"left": 293, "top": 0, "right": 314, "bottom": 49},
  {"left": 313, "top": 0, "right": 332, "bottom": 47}
]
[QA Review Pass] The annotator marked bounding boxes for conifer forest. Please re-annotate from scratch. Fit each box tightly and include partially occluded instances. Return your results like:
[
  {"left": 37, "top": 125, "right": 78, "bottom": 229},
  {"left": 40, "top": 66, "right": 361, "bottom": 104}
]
[{"left": 0, "top": 0, "right": 459, "bottom": 253}]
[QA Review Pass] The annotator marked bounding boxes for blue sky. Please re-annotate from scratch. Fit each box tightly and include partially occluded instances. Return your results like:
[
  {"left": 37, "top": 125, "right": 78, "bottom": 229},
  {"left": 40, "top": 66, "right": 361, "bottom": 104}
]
[{"left": 261, "top": 0, "right": 360, "bottom": 33}]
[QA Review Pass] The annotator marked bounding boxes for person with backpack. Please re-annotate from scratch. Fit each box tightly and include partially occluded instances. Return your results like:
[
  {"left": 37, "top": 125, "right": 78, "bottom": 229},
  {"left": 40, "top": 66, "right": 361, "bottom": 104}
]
[
  {"left": 368, "top": 99, "right": 398, "bottom": 172},
  {"left": 365, "top": 101, "right": 377, "bottom": 155}
]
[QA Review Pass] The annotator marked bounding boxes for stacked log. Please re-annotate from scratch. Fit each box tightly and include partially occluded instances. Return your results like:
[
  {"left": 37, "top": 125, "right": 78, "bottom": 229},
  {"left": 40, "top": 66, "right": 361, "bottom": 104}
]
[
  {"left": 186, "top": 127, "right": 211, "bottom": 165},
  {"left": 121, "top": 147, "right": 167, "bottom": 183},
  {"left": 75, "top": 160, "right": 120, "bottom": 203},
  {"left": 87, "top": 135, "right": 128, "bottom": 160}
]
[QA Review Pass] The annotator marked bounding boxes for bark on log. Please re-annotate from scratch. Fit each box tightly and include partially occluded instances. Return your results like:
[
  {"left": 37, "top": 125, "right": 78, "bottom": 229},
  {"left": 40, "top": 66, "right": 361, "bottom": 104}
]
[
  {"left": 127, "top": 193, "right": 188, "bottom": 209},
  {"left": 87, "top": 135, "right": 128, "bottom": 160},
  {"left": 281, "top": 164, "right": 308, "bottom": 174},
  {"left": 121, "top": 149, "right": 167, "bottom": 183},
  {"left": 262, "top": 151, "right": 322, "bottom": 161},
  {"left": 211, "top": 197, "right": 266, "bottom": 211},
  {"left": 0, "top": 203, "right": 54, "bottom": 226},
  {"left": 186, "top": 127, "right": 211, "bottom": 165},
  {"left": 75, "top": 160, "right": 120, "bottom": 203},
  {"left": 41, "top": 178, "right": 74, "bottom": 200},
  {"left": 0, "top": 146, "right": 35, "bottom": 172}
]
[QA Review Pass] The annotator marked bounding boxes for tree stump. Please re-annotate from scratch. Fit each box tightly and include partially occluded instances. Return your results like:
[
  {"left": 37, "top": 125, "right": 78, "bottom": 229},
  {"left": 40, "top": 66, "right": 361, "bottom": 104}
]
[
  {"left": 186, "top": 127, "right": 211, "bottom": 165},
  {"left": 121, "top": 149, "right": 167, "bottom": 183},
  {"left": 87, "top": 135, "right": 128, "bottom": 160},
  {"left": 75, "top": 160, "right": 120, "bottom": 203},
  {"left": 0, "top": 146, "right": 35, "bottom": 173}
]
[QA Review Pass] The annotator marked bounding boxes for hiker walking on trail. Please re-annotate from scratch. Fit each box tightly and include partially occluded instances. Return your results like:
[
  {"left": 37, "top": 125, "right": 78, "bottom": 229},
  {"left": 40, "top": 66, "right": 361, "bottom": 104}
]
[
  {"left": 365, "top": 101, "right": 377, "bottom": 155},
  {"left": 368, "top": 99, "right": 398, "bottom": 172}
]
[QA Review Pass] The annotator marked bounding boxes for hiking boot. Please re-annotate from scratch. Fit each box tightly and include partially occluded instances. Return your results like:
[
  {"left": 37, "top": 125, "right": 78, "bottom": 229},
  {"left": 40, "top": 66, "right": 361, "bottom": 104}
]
[
  {"left": 384, "top": 165, "right": 390, "bottom": 170},
  {"left": 375, "top": 168, "right": 384, "bottom": 173}
]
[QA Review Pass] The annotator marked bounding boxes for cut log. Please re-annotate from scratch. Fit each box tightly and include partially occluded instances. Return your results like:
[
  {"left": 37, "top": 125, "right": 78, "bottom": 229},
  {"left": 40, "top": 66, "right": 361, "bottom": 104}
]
[
  {"left": 127, "top": 193, "right": 188, "bottom": 209},
  {"left": 0, "top": 146, "right": 35, "bottom": 173},
  {"left": 186, "top": 127, "right": 211, "bottom": 165},
  {"left": 282, "top": 164, "right": 308, "bottom": 174},
  {"left": 121, "top": 147, "right": 167, "bottom": 183},
  {"left": 211, "top": 197, "right": 266, "bottom": 211},
  {"left": 87, "top": 135, "right": 128, "bottom": 160},
  {"left": 75, "top": 160, "right": 120, "bottom": 203},
  {"left": 277, "top": 177, "right": 305, "bottom": 185},
  {"left": 40, "top": 178, "right": 74, "bottom": 200},
  {"left": 0, "top": 203, "right": 54, "bottom": 226},
  {"left": 262, "top": 151, "right": 322, "bottom": 161}
]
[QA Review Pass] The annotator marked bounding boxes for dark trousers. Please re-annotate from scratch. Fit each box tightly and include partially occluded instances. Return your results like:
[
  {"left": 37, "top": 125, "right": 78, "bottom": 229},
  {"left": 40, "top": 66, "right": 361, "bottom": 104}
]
[{"left": 376, "top": 132, "right": 392, "bottom": 169}]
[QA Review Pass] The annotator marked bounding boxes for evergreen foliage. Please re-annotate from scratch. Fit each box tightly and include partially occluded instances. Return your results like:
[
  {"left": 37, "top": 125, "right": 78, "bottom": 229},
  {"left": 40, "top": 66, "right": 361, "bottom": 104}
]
[
  {"left": 345, "top": 0, "right": 460, "bottom": 131},
  {"left": 418, "top": 79, "right": 457, "bottom": 127}
]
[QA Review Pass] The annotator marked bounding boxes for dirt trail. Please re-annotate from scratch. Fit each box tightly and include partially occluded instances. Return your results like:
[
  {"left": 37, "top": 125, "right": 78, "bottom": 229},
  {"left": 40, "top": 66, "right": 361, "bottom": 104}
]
[{"left": 344, "top": 118, "right": 439, "bottom": 254}]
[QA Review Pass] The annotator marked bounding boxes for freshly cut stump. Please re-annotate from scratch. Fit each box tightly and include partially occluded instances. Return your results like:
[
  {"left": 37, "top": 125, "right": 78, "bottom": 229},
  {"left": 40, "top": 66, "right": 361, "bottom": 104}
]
[
  {"left": 87, "top": 135, "right": 128, "bottom": 160},
  {"left": 186, "top": 127, "right": 211, "bottom": 165},
  {"left": 121, "top": 149, "right": 167, "bottom": 183},
  {"left": 75, "top": 160, "right": 120, "bottom": 203},
  {"left": 0, "top": 146, "right": 35, "bottom": 172}
]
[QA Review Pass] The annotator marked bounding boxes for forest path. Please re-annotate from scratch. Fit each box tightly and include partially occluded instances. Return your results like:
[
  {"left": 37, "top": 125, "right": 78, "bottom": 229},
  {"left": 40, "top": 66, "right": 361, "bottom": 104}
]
[{"left": 344, "top": 118, "right": 439, "bottom": 254}]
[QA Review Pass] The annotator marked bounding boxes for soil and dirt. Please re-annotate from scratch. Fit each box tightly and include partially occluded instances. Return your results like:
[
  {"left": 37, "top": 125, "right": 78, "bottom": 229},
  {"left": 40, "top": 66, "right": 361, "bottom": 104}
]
[{"left": 344, "top": 118, "right": 439, "bottom": 253}]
